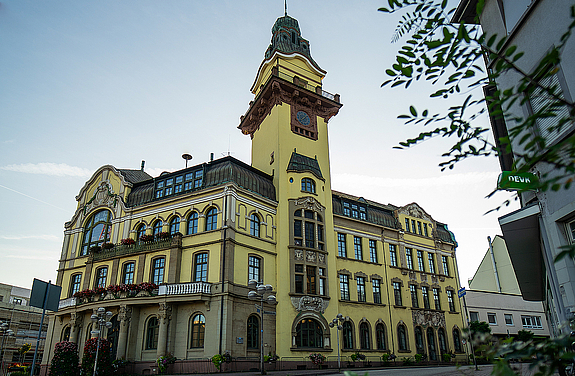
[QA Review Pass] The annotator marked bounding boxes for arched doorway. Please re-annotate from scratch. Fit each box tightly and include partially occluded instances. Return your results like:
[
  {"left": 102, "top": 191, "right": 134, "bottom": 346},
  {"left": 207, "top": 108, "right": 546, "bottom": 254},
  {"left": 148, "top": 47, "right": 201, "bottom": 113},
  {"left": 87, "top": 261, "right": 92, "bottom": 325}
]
[{"left": 427, "top": 327, "right": 437, "bottom": 361}]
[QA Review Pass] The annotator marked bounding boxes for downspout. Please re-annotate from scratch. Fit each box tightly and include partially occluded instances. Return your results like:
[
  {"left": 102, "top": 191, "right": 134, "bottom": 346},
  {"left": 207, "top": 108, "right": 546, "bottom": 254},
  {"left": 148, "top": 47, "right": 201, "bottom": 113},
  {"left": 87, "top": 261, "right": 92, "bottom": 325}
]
[
  {"left": 488, "top": 236, "right": 502, "bottom": 293},
  {"left": 219, "top": 186, "right": 229, "bottom": 355}
]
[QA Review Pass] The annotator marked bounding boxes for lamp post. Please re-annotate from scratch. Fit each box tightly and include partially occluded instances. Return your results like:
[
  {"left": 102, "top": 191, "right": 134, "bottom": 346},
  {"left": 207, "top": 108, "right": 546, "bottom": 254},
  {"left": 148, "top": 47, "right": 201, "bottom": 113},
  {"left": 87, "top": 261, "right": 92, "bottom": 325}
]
[
  {"left": 90, "top": 307, "right": 113, "bottom": 376},
  {"left": 328, "top": 314, "right": 344, "bottom": 371},
  {"left": 248, "top": 279, "right": 276, "bottom": 375},
  {"left": 0, "top": 321, "right": 15, "bottom": 376}
]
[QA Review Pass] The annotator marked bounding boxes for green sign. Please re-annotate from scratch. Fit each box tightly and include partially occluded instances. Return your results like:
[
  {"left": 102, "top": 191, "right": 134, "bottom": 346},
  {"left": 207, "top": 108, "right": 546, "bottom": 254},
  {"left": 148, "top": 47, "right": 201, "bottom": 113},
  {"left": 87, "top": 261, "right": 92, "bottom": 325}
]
[{"left": 497, "top": 171, "right": 539, "bottom": 190}]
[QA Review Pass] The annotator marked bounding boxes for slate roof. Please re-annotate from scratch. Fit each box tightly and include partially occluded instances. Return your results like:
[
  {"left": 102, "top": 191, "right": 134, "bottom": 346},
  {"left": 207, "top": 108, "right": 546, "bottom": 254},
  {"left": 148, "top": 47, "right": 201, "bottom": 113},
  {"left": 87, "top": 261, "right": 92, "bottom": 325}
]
[
  {"left": 436, "top": 223, "right": 457, "bottom": 245},
  {"left": 118, "top": 169, "right": 153, "bottom": 184},
  {"left": 332, "top": 191, "right": 401, "bottom": 229},
  {"left": 286, "top": 152, "right": 324, "bottom": 180},
  {"left": 125, "top": 156, "right": 275, "bottom": 207}
]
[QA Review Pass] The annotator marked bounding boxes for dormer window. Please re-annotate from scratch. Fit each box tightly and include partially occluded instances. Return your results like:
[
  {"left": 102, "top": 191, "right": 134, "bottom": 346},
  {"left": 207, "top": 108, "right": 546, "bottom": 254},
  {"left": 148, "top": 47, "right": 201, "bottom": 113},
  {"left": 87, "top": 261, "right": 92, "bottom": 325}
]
[{"left": 342, "top": 201, "right": 367, "bottom": 221}]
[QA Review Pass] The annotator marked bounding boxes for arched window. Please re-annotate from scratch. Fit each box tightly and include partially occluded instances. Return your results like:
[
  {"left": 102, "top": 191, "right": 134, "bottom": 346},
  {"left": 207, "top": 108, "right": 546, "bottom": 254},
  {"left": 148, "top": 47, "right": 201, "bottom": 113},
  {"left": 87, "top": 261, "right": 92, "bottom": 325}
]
[
  {"left": 438, "top": 328, "right": 447, "bottom": 355},
  {"left": 151, "top": 257, "right": 165, "bottom": 285},
  {"left": 95, "top": 267, "right": 108, "bottom": 288},
  {"left": 122, "top": 262, "right": 135, "bottom": 285},
  {"left": 247, "top": 315, "right": 259, "bottom": 349},
  {"left": 187, "top": 212, "right": 199, "bottom": 235},
  {"left": 427, "top": 327, "right": 437, "bottom": 361},
  {"left": 169, "top": 217, "right": 180, "bottom": 235},
  {"left": 206, "top": 208, "right": 217, "bottom": 231},
  {"left": 414, "top": 326, "right": 424, "bottom": 354},
  {"left": 397, "top": 324, "right": 408, "bottom": 351},
  {"left": 145, "top": 317, "right": 159, "bottom": 349},
  {"left": 301, "top": 178, "right": 316, "bottom": 193},
  {"left": 453, "top": 328, "right": 462, "bottom": 352},
  {"left": 189, "top": 314, "right": 205, "bottom": 348},
  {"left": 69, "top": 274, "right": 82, "bottom": 297},
  {"left": 81, "top": 210, "right": 112, "bottom": 255},
  {"left": 136, "top": 224, "right": 146, "bottom": 242},
  {"left": 153, "top": 220, "right": 163, "bottom": 237},
  {"left": 193, "top": 253, "right": 208, "bottom": 282},
  {"left": 359, "top": 322, "right": 370, "bottom": 350},
  {"left": 250, "top": 214, "right": 260, "bottom": 237},
  {"left": 376, "top": 323, "right": 386, "bottom": 350},
  {"left": 342, "top": 321, "right": 353, "bottom": 349},
  {"left": 61, "top": 326, "right": 71, "bottom": 342},
  {"left": 295, "top": 318, "right": 323, "bottom": 348}
]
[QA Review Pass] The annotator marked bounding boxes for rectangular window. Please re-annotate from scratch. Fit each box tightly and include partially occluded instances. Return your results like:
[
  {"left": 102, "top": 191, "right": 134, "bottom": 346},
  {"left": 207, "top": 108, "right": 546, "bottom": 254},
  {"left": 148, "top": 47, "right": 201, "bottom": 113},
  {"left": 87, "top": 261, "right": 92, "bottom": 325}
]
[
  {"left": 317, "top": 224, "right": 324, "bottom": 250},
  {"left": 393, "top": 282, "right": 402, "bottom": 306},
  {"left": 424, "top": 223, "right": 429, "bottom": 237},
  {"left": 406, "top": 248, "right": 414, "bottom": 269},
  {"left": 359, "top": 207, "right": 367, "bottom": 220},
  {"left": 339, "top": 274, "right": 350, "bottom": 300},
  {"left": 152, "top": 258, "right": 165, "bottom": 285},
  {"left": 521, "top": 315, "right": 542, "bottom": 329},
  {"left": 70, "top": 274, "right": 82, "bottom": 296},
  {"left": 417, "top": 250, "right": 425, "bottom": 271},
  {"left": 389, "top": 244, "right": 397, "bottom": 267},
  {"left": 410, "top": 285, "right": 419, "bottom": 308},
  {"left": 305, "top": 222, "right": 315, "bottom": 248},
  {"left": 422, "top": 286, "right": 430, "bottom": 309},
  {"left": 319, "top": 268, "right": 326, "bottom": 296},
  {"left": 433, "top": 288, "right": 441, "bottom": 310},
  {"left": 428, "top": 252, "right": 436, "bottom": 274},
  {"left": 307, "top": 265, "right": 316, "bottom": 294},
  {"left": 338, "top": 233, "right": 347, "bottom": 257},
  {"left": 343, "top": 202, "right": 350, "bottom": 216},
  {"left": 351, "top": 204, "right": 359, "bottom": 219},
  {"left": 122, "top": 262, "right": 135, "bottom": 285},
  {"left": 411, "top": 219, "right": 416, "bottom": 233},
  {"left": 488, "top": 313, "right": 497, "bottom": 325},
  {"left": 193, "top": 254, "right": 207, "bottom": 282},
  {"left": 294, "top": 219, "right": 302, "bottom": 246},
  {"left": 505, "top": 314, "right": 514, "bottom": 325},
  {"left": 357, "top": 277, "right": 366, "bottom": 302},
  {"left": 248, "top": 256, "right": 261, "bottom": 282},
  {"left": 372, "top": 279, "right": 381, "bottom": 304},
  {"left": 295, "top": 264, "right": 304, "bottom": 293},
  {"left": 417, "top": 221, "right": 423, "bottom": 235},
  {"left": 96, "top": 267, "right": 108, "bottom": 288},
  {"left": 354, "top": 236, "right": 363, "bottom": 260},
  {"left": 447, "top": 290, "right": 455, "bottom": 312},
  {"left": 442, "top": 255, "right": 449, "bottom": 276},
  {"left": 568, "top": 220, "right": 575, "bottom": 243},
  {"left": 194, "top": 170, "right": 203, "bottom": 188},
  {"left": 470, "top": 311, "right": 479, "bottom": 322},
  {"left": 405, "top": 218, "right": 410, "bottom": 232},
  {"left": 369, "top": 239, "right": 377, "bottom": 263}
]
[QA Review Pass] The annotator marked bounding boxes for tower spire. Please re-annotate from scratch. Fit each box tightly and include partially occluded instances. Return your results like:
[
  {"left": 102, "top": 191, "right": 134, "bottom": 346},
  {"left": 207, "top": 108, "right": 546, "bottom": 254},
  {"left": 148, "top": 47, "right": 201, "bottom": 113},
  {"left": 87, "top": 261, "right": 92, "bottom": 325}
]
[{"left": 284, "top": 0, "right": 287, "bottom": 16}]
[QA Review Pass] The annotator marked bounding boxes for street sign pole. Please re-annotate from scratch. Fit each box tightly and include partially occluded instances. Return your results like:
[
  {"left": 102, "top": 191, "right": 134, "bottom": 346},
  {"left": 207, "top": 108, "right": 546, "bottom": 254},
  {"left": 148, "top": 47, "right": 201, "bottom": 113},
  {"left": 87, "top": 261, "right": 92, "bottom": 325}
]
[{"left": 459, "top": 289, "right": 478, "bottom": 371}]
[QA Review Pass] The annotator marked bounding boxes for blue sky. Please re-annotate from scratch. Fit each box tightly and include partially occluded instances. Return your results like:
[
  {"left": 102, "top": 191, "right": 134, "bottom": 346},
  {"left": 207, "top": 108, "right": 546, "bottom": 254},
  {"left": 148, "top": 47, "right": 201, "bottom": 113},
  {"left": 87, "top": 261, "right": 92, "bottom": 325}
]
[{"left": 0, "top": 0, "right": 519, "bottom": 290}]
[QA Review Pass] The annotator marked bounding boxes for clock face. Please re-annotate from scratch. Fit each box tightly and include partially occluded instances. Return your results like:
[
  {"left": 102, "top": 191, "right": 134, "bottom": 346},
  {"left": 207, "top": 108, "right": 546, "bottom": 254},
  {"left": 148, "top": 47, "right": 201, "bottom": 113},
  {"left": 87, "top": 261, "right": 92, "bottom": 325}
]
[{"left": 296, "top": 111, "right": 311, "bottom": 126}]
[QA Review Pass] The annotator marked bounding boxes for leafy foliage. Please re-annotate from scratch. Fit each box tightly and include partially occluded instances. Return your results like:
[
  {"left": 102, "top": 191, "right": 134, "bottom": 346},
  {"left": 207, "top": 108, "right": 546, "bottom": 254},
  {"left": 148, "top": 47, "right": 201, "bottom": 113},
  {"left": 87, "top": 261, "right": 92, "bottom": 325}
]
[
  {"left": 516, "top": 329, "right": 534, "bottom": 342},
  {"left": 81, "top": 338, "right": 113, "bottom": 376},
  {"left": 379, "top": 0, "right": 575, "bottom": 225},
  {"left": 157, "top": 353, "right": 176, "bottom": 373},
  {"left": 49, "top": 341, "right": 79, "bottom": 376}
]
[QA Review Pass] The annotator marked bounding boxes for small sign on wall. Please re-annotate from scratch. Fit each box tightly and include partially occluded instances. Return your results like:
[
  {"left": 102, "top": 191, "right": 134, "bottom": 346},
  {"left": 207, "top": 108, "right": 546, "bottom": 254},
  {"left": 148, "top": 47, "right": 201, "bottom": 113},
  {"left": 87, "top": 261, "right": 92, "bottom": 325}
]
[{"left": 236, "top": 337, "right": 243, "bottom": 344}]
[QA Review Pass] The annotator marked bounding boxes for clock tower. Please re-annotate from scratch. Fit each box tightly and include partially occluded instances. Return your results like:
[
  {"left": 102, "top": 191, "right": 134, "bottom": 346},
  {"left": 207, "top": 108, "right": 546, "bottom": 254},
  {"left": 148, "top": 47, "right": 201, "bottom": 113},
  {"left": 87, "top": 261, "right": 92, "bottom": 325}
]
[{"left": 238, "top": 12, "right": 342, "bottom": 356}]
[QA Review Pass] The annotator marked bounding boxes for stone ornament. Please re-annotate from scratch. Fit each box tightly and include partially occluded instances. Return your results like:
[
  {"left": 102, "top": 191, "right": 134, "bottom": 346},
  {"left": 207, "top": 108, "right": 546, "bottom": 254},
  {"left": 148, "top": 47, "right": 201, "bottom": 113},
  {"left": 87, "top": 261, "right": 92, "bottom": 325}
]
[
  {"left": 398, "top": 203, "right": 432, "bottom": 222},
  {"left": 294, "top": 249, "right": 304, "bottom": 260},
  {"left": 118, "top": 305, "right": 132, "bottom": 326},
  {"left": 158, "top": 303, "right": 172, "bottom": 324},
  {"left": 294, "top": 196, "right": 323, "bottom": 212},
  {"left": 306, "top": 251, "right": 316, "bottom": 262},
  {"left": 83, "top": 181, "right": 118, "bottom": 214},
  {"left": 317, "top": 253, "right": 325, "bottom": 264},
  {"left": 291, "top": 296, "right": 328, "bottom": 313},
  {"left": 412, "top": 310, "right": 446, "bottom": 328}
]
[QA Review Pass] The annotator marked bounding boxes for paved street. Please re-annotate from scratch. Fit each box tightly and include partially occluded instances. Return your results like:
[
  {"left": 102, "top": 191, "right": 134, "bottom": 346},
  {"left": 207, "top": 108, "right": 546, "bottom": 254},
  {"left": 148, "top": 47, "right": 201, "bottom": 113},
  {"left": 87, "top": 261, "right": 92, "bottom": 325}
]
[{"left": 163, "top": 363, "right": 554, "bottom": 376}]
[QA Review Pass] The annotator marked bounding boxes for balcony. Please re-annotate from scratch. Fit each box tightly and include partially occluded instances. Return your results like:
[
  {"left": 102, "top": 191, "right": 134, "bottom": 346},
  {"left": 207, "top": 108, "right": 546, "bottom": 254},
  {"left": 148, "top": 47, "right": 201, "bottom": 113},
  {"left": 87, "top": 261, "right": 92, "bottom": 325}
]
[
  {"left": 158, "top": 282, "right": 212, "bottom": 295},
  {"left": 91, "top": 236, "right": 180, "bottom": 262}
]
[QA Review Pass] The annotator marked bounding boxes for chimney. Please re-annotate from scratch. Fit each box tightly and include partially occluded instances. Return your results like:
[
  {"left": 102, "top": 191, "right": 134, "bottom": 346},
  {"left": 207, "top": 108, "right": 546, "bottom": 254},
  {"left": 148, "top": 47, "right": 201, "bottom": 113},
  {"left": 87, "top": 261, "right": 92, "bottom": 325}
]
[
  {"left": 210, "top": 153, "right": 214, "bottom": 162},
  {"left": 141, "top": 160, "right": 145, "bottom": 171}
]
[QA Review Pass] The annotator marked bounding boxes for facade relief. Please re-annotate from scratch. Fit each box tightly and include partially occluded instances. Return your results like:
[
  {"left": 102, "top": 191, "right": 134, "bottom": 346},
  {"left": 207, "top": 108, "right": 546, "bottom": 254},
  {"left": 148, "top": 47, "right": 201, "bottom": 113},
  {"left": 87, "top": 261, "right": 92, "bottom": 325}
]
[
  {"left": 291, "top": 296, "right": 328, "bottom": 313},
  {"left": 412, "top": 310, "right": 446, "bottom": 328}
]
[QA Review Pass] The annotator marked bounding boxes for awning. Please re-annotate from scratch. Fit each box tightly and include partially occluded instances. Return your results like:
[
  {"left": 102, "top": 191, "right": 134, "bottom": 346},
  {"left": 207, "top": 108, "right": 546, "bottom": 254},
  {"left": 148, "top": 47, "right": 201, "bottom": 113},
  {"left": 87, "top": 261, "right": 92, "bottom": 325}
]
[{"left": 498, "top": 204, "right": 544, "bottom": 301}]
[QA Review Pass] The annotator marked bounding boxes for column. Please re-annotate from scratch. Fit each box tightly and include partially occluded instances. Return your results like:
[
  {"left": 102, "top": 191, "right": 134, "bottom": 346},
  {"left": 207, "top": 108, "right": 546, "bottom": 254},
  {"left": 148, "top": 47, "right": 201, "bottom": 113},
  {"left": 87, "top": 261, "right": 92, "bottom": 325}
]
[
  {"left": 156, "top": 303, "right": 172, "bottom": 357},
  {"left": 116, "top": 305, "right": 132, "bottom": 359},
  {"left": 69, "top": 312, "right": 83, "bottom": 344}
]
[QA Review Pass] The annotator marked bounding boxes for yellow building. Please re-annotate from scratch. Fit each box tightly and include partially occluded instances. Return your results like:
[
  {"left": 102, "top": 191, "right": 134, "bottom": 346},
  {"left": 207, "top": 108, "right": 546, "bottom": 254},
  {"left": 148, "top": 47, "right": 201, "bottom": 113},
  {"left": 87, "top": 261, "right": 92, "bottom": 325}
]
[{"left": 41, "top": 12, "right": 465, "bottom": 374}]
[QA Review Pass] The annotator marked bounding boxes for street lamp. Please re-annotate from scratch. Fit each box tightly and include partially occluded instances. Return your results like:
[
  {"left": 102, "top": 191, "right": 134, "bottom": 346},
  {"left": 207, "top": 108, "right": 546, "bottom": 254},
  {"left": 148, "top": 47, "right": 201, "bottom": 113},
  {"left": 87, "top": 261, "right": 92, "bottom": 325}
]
[
  {"left": 0, "top": 321, "right": 15, "bottom": 376},
  {"left": 328, "top": 314, "right": 344, "bottom": 371},
  {"left": 248, "top": 279, "right": 277, "bottom": 375},
  {"left": 90, "top": 307, "right": 113, "bottom": 376}
]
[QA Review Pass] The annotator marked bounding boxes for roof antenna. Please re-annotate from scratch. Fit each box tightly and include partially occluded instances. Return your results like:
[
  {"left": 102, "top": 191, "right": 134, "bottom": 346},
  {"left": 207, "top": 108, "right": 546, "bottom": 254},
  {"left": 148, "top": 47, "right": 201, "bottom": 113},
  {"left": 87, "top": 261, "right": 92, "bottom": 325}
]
[
  {"left": 284, "top": 0, "right": 287, "bottom": 16},
  {"left": 182, "top": 153, "right": 193, "bottom": 168}
]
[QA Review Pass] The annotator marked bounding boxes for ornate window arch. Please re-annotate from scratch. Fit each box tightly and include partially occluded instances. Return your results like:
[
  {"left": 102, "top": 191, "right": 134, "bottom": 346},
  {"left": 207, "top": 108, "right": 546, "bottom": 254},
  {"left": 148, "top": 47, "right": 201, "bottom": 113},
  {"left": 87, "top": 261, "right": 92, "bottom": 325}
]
[
  {"left": 189, "top": 313, "right": 205, "bottom": 348},
  {"left": 397, "top": 323, "right": 408, "bottom": 351},
  {"left": 342, "top": 320, "right": 354, "bottom": 349},
  {"left": 187, "top": 211, "right": 199, "bottom": 235},
  {"left": 414, "top": 326, "right": 425, "bottom": 354},
  {"left": 136, "top": 223, "right": 147, "bottom": 242},
  {"left": 438, "top": 327, "right": 448, "bottom": 355},
  {"left": 152, "top": 220, "right": 163, "bottom": 237},
  {"left": 169, "top": 216, "right": 180, "bottom": 235},
  {"left": 295, "top": 318, "right": 324, "bottom": 348},
  {"left": 145, "top": 316, "right": 159, "bottom": 350},
  {"left": 375, "top": 321, "right": 387, "bottom": 350},
  {"left": 359, "top": 321, "right": 371, "bottom": 350},
  {"left": 247, "top": 315, "right": 259, "bottom": 350},
  {"left": 80, "top": 209, "right": 112, "bottom": 256},
  {"left": 205, "top": 207, "right": 218, "bottom": 231},
  {"left": 453, "top": 327, "right": 462, "bottom": 353}
]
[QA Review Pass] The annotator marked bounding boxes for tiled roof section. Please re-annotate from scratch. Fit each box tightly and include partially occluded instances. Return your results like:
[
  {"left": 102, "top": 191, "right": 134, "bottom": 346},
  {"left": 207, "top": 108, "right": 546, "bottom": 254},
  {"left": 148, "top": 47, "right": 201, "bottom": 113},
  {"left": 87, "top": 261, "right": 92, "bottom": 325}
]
[
  {"left": 125, "top": 156, "right": 275, "bottom": 207},
  {"left": 436, "top": 223, "right": 457, "bottom": 245},
  {"left": 287, "top": 152, "right": 324, "bottom": 180},
  {"left": 332, "top": 191, "right": 401, "bottom": 229},
  {"left": 204, "top": 157, "right": 276, "bottom": 201},
  {"left": 118, "top": 169, "right": 153, "bottom": 184}
]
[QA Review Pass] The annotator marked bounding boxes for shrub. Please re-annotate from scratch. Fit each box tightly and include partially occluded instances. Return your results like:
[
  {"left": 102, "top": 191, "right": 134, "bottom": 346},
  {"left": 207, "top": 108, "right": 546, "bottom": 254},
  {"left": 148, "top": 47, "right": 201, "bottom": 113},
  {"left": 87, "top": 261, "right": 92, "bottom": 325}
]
[
  {"left": 211, "top": 354, "right": 225, "bottom": 371},
  {"left": 49, "top": 341, "right": 79, "bottom": 376},
  {"left": 442, "top": 353, "right": 452, "bottom": 362},
  {"left": 157, "top": 353, "right": 176, "bottom": 373},
  {"left": 401, "top": 356, "right": 413, "bottom": 366},
  {"left": 415, "top": 353, "right": 424, "bottom": 363},
  {"left": 81, "top": 338, "right": 112, "bottom": 376}
]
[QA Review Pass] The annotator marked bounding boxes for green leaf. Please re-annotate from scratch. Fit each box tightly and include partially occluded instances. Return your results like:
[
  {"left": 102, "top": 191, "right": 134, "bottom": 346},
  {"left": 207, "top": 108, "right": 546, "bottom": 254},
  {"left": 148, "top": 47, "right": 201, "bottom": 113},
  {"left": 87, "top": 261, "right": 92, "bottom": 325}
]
[
  {"left": 505, "top": 45, "right": 517, "bottom": 57},
  {"left": 487, "top": 34, "right": 497, "bottom": 47},
  {"left": 385, "top": 69, "right": 397, "bottom": 76},
  {"left": 410, "top": 106, "right": 417, "bottom": 116}
]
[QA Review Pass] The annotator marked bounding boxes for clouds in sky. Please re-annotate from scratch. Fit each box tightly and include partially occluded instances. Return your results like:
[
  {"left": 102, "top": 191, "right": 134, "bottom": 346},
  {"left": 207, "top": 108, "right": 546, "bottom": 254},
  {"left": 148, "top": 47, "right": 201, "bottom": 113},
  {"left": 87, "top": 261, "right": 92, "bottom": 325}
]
[
  {"left": 0, "top": 234, "right": 60, "bottom": 241},
  {"left": 0, "top": 163, "right": 92, "bottom": 177}
]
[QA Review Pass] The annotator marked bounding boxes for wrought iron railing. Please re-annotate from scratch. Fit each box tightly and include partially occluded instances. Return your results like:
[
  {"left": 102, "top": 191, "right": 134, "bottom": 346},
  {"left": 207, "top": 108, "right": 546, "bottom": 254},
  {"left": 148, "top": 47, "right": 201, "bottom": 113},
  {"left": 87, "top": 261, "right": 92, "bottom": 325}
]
[{"left": 92, "top": 239, "right": 174, "bottom": 261}]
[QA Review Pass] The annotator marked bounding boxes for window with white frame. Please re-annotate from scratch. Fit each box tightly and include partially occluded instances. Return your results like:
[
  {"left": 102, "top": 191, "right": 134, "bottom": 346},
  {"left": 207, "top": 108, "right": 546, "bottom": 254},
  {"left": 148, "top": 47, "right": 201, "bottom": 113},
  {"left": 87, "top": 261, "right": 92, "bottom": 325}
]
[
  {"left": 470, "top": 311, "right": 479, "bottom": 322},
  {"left": 488, "top": 313, "right": 497, "bottom": 325},
  {"left": 521, "top": 315, "right": 542, "bottom": 329},
  {"left": 505, "top": 314, "right": 514, "bottom": 325}
]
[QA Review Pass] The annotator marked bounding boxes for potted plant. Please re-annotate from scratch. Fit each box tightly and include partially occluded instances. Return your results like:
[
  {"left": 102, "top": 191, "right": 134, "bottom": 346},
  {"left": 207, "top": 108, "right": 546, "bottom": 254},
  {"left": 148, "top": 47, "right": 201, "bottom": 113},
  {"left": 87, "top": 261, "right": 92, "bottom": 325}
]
[
  {"left": 120, "top": 238, "right": 135, "bottom": 246},
  {"left": 101, "top": 242, "right": 114, "bottom": 250},
  {"left": 157, "top": 231, "right": 171, "bottom": 240},
  {"left": 89, "top": 245, "right": 101, "bottom": 253},
  {"left": 140, "top": 234, "right": 154, "bottom": 242}
]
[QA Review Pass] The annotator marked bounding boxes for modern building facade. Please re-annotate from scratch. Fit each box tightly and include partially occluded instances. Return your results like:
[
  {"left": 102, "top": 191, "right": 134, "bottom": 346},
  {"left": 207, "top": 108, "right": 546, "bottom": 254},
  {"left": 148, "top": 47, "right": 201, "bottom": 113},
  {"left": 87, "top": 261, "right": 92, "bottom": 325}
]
[
  {"left": 40, "top": 12, "right": 466, "bottom": 373},
  {"left": 453, "top": 0, "right": 575, "bottom": 336},
  {"left": 0, "top": 283, "right": 48, "bottom": 370},
  {"left": 465, "top": 236, "right": 550, "bottom": 339}
]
